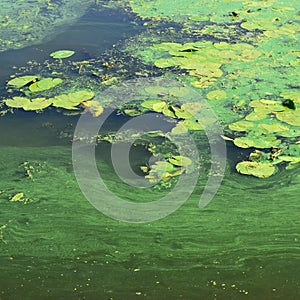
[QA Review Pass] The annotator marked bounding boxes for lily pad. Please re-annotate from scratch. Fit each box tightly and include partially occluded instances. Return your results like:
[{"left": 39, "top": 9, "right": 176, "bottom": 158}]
[
  {"left": 4, "top": 96, "right": 52, "bottom": 110},
  {"left": 81, "top": 100, "right": 104, "bottom": 117},
  {"left": 233, "top": 135, "right": 281, "bottom": 149},
  {"left": 275, "top": 110, "right": 300, "bottom": 126},
  {"left": 141, "top": 99, "right": 166, "bottom": 110},
  {"left": 29, "top": 78, "right": 63, "bottom": 92},
  {"left": 50, "top": 50, "right": 75, "bottom": 59},
  {"left": 236, "top": 161, "right": 276, "bottom": 178},
  {"left": 168, "top": 155, "right": 192, "bottom": 167},
  {"left": 229, "top": 120, "right": 254, "bottom": 132},
  {"left": 206, "top": 89, "right": 227, "bottom": 100},
  {"left": 7, "top": 75, "right": 39, "bottom": 88},
  {"left": 51, "top": 90, "right": 94, "bottom": 109}
]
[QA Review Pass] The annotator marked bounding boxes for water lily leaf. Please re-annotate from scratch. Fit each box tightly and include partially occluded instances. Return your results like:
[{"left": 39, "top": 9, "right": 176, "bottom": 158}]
[
  {"left": 233, "top": 135, "right": 281, "bottom": 149},
  {"left": 22, "top": 97, "right": 52, "bottom": 110},
  {"left": 229, "top": 120, "right": 254, "bottom": 132},
  {"left": 245, "top": 111, "right": 267, "bottom": 121},
  {"left": 141, "top": 99, "right": 165, "bottom": 110},
  {"left": 123, "top": 109, "right": 143, "bottom": 116},
  {"left": 179, "top": 119, "right": 203, "bottom": 130},
  {"left": 275, "top": 110, "right": 300, "bottom": 126},
  {"left": 258, "top": 123, "right": 290, "bottom": 134},
  {"left": 162, "top": 105, "right": 176, "bottom": 118},
  {"left": 7, "top": 75, "right": 39, "bottom": 88},
  {"left": 81, "top": 100, "right": 103, "bottom": 117},
  {"left": 29, "top": 78, "right": 63, "bottom": 92},
  {"left": 181, "top": 102, "right": 204, "bottom": 116},
  {"left": 50, "top": 50, "right": 75, "bottom": 59},
  {"left": 144, "top": 86, "right": 168, "bottom": 95},
  {"left": 171, "top": 123, "right": 188, "bottom": 135},
  {"left": 236, "top": 161, "right": 276, "bottom": 178},
  {"left": 280, "top": 91, "right": 300, "bottom": 104},
  {"left": 51, "top": 90, "right": 94, "bottom": 109},
  {"left": 168, "top": 86, "right": 189, "bottom": 97},
  {"left": 4, "top": 96, "right": 51, "bottom": 110},
  {"left": 206, "top": 89, "right": 227, "bottom": 100},
  {"left": 172, "top": 106, "right": 193, "bottom": 119},
  {"left": 10, "top": 192, "right": 24, "bottom": 202},
  {"left": 168, "top": 155, "right": 192, "bottom": 167},
  {"left": 154, "top": 102, "right": 168, "bottom": 113},
  {"left": 4, "top": 97, "right": 29, "bottom": 108}
]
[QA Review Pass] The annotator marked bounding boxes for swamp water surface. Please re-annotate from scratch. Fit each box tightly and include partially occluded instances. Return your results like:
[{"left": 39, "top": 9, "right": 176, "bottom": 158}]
[{"left": 0, "top": 4, "right": 300, "bottom": 300}]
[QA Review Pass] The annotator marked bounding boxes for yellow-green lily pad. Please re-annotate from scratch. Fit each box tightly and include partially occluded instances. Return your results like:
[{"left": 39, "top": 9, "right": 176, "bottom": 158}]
[
  {"left": 206, "top": 89, "right": 227, "bottom": 100},
  {"left": 7, "top": 75, "right": 39, "bottom": 88},
  {"left": 275, "top": 110, "right": 300, "bottom": 126},
  {"left": 50, "top": 50, "right": 75, "bottom": 59},
  {"left": 29, "top": 78, "right": 63, "bottom": 92},
  {"left": 168, "top": 155, "right": 192, "bottom": 167},
  {"left": 229, "top": 120, "right": 254, "bottom": 132},
  {"left": 236, "top": 161, "right": 276, "bottom": 178}
]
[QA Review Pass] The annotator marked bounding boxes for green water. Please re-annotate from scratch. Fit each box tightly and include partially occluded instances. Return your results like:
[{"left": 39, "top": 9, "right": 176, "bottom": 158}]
[{"left": 1, "top": 4, "right": 300, "bottom": 300}]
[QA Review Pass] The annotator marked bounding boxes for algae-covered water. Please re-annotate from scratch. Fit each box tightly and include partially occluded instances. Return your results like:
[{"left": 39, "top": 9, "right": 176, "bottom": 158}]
[{"left": 1, "top": 1, "right": 300, "bottom": 300}]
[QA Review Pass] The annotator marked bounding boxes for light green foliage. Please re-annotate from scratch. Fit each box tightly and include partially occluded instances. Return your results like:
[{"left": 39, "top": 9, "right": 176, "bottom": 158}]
[
  {"left": 4, "top": 96, "right": 52, "bottom": 110},
  {"left": 29, "top": 78, "right": 63, "bottom": 92},
  {"left": 50, "top": 50, "right": 75, "bottom": 59},
  {"left": 7, "top": 75, "right": 39, "bottom": 88},
  {"left": 236, "top": 161, "right": 276, "bottom": 178}
]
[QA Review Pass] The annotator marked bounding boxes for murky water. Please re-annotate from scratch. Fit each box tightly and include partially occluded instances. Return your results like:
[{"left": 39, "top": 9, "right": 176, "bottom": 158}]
[{"left": 0, "top": 4, "right": 299, "bottom": 300}]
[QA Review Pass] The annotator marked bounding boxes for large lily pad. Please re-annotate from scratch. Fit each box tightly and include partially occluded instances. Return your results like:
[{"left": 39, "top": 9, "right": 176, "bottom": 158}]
[
  {"left": 29, "top": 78, "right": 63, "bottom": 92},
  {"left": 7, "top": 75, "right": 39, "bottom": 88},
  {"left": 4, "top": 96, "right": 52, "bottom": 110},
  {"left": 275, "top": 110, "right": 300, "bottom": 126},
  {"left": 51, "top": 90, "right": 94, "bottom": 109},
  {"left": 236, "top": 161, "right": 276, "bottom": 178}
]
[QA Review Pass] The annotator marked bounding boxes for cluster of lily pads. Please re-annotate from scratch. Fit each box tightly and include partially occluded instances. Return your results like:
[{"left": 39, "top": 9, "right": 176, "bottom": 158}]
[
  {"left": 226, "top": 91, "right": 300, "bottom": 178},
  {"left": 3, "top": 74, "right": 103, "bottom": 116},
  {"left": 141, "top": 41, "right": 262, "bottom": 88}
]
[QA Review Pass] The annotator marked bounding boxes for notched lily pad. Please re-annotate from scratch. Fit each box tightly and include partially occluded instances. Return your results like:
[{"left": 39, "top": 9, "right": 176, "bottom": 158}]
[
  {"left": 236, "top": 161, "right": 276, "bottom": 178},
  {"left": 7, "top": 75, "right": 39, "bottom": 88},
  {"left": 29, "top": 78, "right": 63, "bottom": 92}
]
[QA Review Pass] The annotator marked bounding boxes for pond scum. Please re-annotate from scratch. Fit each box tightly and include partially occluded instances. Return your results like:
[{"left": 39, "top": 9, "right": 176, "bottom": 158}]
[
  {"left": 0, "top": 0, "right": 299, "bottom": 298},
  {"left": 1, "top": 0, "right": 299, "bottom": 180}
]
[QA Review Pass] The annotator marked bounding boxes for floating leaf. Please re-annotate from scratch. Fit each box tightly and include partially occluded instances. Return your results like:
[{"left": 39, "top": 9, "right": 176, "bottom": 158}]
[
  {"left": 4, "top": 96, "right": 51, "bottom": 110},
  {"left": 22, "top": 98, "right": 52, "bottom": 110},
  {"left": 172, "top": 106, "right": 193, "bottom": 119},
  {"left": 229, "top": 120, "right": 254, "bottom": 132},
  {"left": 50, "top": 50, "right": 75, "bottom": 59},
  {"left": 4, "top": 97, "right": 29, "bottom": 108},
  {"left": 178, "top": 119, "right": 203, "bottom": 130},
  {"left": 168, "top": 155, "right": 192, "bottom": 167},
  {"left": 206, "top": 89, "right": 227, "bottom": 100},
  {"left": 29, "top": 78, "right": 63, "bottom": 92},
  {"left": 275, "top": 110, "right": 300, "bottom": 126},
  {"left": 7, "top": 75, "right": 39, "bottom": 88},
  {"left": 233, "top": 135, "right": 281, "bottom": 149},
  {"left": 141, "top": 99, "right": 165, "bottom": 110},
  {"left": 51, "top": 90, "right": 94, "bottom": 109},
  {"left": 168, "top": 86, "right": 189, "bottom": 97},
  {"left": 81, "top": 100, "right": 103, "bottom": 117},
  {"left": 258, "top": 123, "right": 290, "bottom": 134},
  {"left": 236, "top": 161, "right": 276, "bottom": 178},
  {"left": 10, "top": 192, "right": 24, "bottom": 202}
]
